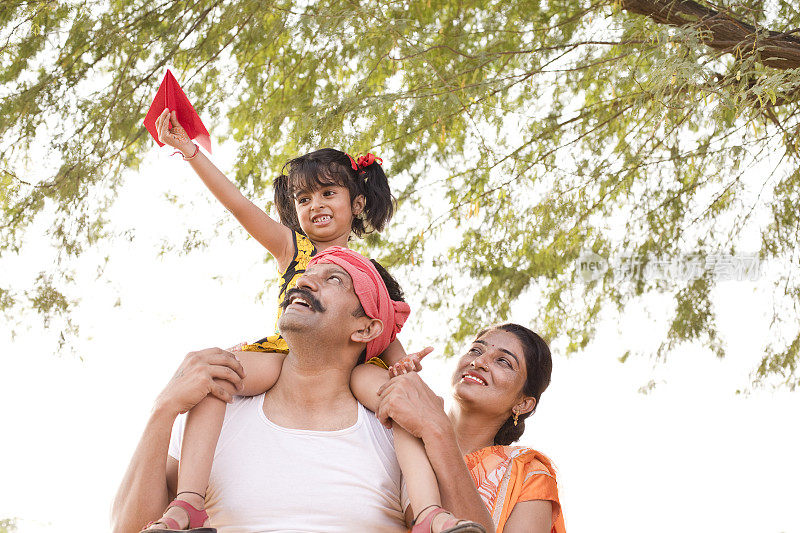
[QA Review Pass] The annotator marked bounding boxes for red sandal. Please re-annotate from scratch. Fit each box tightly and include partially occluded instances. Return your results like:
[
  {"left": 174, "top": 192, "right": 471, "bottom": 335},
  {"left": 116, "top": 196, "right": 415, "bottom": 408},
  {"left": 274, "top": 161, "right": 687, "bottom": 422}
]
[
  {"left": 411, "top": 505, "right": 486, "bottom": 533},
  {"left": 140, "top": 497, "right": 216, "bottom": 533}
]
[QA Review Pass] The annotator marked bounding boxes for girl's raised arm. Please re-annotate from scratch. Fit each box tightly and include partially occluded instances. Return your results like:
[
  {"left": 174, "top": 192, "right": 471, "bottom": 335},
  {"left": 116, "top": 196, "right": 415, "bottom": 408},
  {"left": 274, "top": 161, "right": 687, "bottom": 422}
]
[{"left": 156, "top": 109, "right": 294, "bottom": 267}]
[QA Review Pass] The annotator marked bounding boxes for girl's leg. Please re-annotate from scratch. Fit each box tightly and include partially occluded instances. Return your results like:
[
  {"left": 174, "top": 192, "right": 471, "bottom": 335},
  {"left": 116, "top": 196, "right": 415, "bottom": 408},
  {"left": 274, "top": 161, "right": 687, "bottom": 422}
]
[
  {"left": 351, "top": 363, "right": 459, "bottom": 533},
  {"left": 173, "top": 395, "right": 226, "bottom": 524},
  {"left": 394, "top": 425, "right": 452, "bottom": 531},
  {"left": 146, "top": 350, "right": 287, "bottom": 530}
]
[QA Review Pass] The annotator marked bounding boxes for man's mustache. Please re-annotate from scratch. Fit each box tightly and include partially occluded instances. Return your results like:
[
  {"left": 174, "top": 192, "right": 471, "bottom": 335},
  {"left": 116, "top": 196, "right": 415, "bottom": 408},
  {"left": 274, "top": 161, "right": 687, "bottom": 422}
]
[{"left": 280, "top": 287, "right": 326, "bottom": 313}]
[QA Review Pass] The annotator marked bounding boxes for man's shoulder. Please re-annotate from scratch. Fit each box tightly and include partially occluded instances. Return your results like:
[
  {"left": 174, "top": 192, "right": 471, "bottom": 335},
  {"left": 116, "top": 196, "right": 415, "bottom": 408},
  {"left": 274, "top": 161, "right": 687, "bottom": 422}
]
[
  {"left": 222, "top": 393, "right": 269, "bottom": 428},
  {"left": 172, "top": 393, "right": 263, "bottom": 450},
  {"left": 358, "top": 401, "right": 390, "bottom": 430},
  {"left": 225, "top": 392, "right": 264, "bottom": 415},
  {"left": 357, "top": 402, "right": 396, "bottom": 449}
]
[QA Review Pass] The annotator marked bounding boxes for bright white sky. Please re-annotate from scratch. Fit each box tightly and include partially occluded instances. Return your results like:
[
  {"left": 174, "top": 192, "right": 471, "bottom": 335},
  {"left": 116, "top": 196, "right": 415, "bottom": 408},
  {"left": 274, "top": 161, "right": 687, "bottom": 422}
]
[{"left": 1, "top": 134, "right": 798, "bottom": 533}]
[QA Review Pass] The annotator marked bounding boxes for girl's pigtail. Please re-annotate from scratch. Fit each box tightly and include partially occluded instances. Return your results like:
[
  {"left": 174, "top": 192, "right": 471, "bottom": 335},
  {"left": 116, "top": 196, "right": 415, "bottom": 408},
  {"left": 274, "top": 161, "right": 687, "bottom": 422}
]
[
  {"left": 273, "top": 173, "right": 301, "bottom": 234},
  {"left": 359, "top": 160, "right": 395, "bottom": 235}
]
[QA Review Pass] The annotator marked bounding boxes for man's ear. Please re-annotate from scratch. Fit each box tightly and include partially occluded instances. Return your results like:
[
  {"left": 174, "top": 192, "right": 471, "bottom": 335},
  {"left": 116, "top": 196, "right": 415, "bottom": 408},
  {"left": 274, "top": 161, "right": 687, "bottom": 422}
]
[
  {"left": 351, "top": 317, "right": 384, "bottom": 344},
  {"left": 352, "top": 194, "right": 366, "bottom": 216},
  {"left": 515, "top": 396, "right": 537, "bottom": 416}
]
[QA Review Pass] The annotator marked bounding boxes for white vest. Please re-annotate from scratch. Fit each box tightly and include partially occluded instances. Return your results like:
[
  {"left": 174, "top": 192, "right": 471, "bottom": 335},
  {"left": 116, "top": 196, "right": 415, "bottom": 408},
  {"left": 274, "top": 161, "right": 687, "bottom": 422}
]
[{"left": 170, "top": 393, "right": 409, "bottom": 533}]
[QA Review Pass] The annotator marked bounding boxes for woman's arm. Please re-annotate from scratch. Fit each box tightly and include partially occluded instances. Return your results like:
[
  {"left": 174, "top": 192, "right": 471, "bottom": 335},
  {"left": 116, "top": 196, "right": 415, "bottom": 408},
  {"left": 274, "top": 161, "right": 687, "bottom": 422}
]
[
  {"left": 417, "top": 414, "right": 496, "bottom": 533},
  {"left": 502, "top": 500, "right": 552, "bottom": 533},
  {"left": 155, "top": 109, "right": 294, "bottom": 267},
  {"left": 376, "top": 372, "right": 495, "bottom": 533},
  {"left": 111, "top": 348, "right": 245, "bottom": 533}
]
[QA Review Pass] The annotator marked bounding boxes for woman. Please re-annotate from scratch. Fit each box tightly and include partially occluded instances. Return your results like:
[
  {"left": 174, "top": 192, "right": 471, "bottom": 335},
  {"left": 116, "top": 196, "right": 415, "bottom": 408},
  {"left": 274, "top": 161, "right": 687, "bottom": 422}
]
[{"left": 377, "top": 323, "right": 566, "bottom": 533}]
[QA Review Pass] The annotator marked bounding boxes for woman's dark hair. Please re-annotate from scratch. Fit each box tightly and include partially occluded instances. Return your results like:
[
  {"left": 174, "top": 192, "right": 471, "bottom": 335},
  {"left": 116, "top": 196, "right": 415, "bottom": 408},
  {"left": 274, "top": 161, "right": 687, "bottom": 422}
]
[
  {"left": 273, "top": 148, "right": 394, "bottom": 238},
  {"left": 474, "top": 323, "right": 552, "bottom": 446}
]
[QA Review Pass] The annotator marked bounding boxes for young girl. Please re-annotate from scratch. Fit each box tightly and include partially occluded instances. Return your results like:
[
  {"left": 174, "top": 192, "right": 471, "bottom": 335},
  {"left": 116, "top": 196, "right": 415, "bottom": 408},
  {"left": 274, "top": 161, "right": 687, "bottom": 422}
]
[{"left": 144, "top": 109, "right": 484, "bottom": 533}]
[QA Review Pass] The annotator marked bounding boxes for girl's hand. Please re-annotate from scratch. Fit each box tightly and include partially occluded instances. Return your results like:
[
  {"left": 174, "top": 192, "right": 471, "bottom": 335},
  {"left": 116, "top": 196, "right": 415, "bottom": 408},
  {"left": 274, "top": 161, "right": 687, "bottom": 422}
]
[
  {"left": 155, "top": 108, "right": 195, "bottom": 156},
  {"left": 388, "top": 346, "right": 433, "bottom": 378}
]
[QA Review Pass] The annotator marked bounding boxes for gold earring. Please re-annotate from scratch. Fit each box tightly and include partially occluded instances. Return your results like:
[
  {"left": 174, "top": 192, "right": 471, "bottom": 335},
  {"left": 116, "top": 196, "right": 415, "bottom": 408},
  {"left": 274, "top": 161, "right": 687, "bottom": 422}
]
[{"left": 513, "top": 411, "right": 519, "bottom": 426}]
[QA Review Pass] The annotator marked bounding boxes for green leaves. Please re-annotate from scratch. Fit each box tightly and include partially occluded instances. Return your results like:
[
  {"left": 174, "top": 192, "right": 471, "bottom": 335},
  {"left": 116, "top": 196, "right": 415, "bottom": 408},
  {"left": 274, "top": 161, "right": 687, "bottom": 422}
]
[{"left": 3, "top": 0, "right": 800, "bottom": 387}]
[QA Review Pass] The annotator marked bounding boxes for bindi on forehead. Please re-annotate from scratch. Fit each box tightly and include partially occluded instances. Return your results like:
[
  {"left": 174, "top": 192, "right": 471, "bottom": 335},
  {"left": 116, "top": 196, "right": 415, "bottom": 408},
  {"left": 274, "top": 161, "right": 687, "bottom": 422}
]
[{"left": 475, "top": 339, "right": 520, "bottom": 365}]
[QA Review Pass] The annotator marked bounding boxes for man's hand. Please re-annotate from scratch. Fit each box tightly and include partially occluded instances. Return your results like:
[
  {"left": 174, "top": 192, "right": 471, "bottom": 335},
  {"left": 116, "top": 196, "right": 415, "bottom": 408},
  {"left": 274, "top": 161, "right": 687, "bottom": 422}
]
[
  {"left": 376, "top": 371, "right": 451, "bottom": 441},
  {"left": 154, "top": 347, "right": 246, "bottom": 416}
]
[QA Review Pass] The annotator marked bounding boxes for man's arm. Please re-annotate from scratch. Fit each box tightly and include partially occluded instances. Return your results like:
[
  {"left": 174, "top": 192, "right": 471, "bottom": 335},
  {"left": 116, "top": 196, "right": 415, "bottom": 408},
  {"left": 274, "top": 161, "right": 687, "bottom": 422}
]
[
  {"left": 111, "top": 402, "right": 178, "bottom": 533},
  {"left": 111, "top": 348, "right": 245, "bottom": 533},
  {"left": 376, "top": 373, "right": 495, "bottom": 533}
]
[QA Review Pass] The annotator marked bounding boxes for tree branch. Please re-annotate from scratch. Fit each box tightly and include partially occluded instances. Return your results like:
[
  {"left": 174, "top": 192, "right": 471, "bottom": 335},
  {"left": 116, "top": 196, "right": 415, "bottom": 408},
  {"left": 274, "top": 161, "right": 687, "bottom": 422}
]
[{"left": 621, "top": 0, "right": 800, "bottom": 70}]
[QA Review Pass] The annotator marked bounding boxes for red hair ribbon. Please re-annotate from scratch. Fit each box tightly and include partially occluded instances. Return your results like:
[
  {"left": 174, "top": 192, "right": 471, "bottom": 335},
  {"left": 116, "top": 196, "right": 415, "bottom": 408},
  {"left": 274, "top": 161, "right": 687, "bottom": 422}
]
[
  {"left": 356, "top": 153, "right": 382, "bottom": 169},
  {"left": 347, "top": 154, "right": 359, "bottom": 171}
]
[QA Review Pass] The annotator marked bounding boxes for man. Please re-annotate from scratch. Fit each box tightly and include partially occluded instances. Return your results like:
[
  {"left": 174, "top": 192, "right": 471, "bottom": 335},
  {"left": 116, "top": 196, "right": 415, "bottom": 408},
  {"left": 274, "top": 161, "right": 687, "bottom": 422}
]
[{"left": 112, "top": 248, "right": 413, "bottom": 532}]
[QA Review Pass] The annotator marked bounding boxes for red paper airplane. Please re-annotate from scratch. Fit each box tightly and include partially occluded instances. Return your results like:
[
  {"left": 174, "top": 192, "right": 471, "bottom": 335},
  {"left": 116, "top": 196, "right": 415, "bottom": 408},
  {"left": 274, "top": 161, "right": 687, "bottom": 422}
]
[{"left": 143, "top": 69, "right": 211, "bottom": 153}]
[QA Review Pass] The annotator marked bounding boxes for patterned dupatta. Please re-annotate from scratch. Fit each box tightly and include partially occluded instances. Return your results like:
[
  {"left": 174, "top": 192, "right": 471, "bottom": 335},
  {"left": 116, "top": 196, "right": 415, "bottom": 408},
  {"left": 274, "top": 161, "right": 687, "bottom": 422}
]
[{"left": 464, "top": 445, "right": 565, "bottom": 533}]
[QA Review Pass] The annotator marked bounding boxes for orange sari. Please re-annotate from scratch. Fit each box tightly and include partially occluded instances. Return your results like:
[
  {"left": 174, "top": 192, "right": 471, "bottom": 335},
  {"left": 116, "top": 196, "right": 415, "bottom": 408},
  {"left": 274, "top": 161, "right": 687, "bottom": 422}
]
[{"left": 465, "top": 445, "right": 566, "bottom": 533}]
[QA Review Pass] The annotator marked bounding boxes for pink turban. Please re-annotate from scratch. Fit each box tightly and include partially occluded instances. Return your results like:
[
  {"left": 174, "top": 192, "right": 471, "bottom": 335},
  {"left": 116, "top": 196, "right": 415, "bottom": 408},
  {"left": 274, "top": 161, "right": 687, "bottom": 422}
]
[{"left": 308, "top": 247, "right": 410, "bottom": 359}]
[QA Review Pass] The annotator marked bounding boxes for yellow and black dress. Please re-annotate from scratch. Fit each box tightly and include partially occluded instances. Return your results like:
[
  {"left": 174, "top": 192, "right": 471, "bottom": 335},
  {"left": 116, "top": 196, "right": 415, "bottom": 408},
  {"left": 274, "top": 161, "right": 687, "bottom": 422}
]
[{"left": 241, "top": 231, "right": 317, "bottom": 354}]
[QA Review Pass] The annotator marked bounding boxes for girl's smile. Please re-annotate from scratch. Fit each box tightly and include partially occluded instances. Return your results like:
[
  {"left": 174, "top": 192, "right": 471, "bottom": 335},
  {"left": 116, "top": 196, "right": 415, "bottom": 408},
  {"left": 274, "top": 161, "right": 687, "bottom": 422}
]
[
  {"left": 294, "top": 184, "right": 363, "bottom": 243},
  {"left": 311, "top": 214, "right": 332, "bottom": 226}
]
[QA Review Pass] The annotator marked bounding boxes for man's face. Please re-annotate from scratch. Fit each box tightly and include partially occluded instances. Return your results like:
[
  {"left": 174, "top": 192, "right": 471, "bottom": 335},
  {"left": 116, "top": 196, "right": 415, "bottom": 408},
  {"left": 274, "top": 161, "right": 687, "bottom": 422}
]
[{"left": 278, "top": 262, "right": 363, "bottom": 343}]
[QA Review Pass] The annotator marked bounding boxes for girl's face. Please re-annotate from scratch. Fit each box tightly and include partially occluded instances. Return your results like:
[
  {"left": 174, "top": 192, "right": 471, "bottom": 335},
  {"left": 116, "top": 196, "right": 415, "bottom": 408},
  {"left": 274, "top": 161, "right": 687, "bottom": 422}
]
[
  {"left": 293, "top": 183, "right": 364, "bottom": 243},
  {"left": 451, "top": 329, "right": 530, "bottom": 418}
]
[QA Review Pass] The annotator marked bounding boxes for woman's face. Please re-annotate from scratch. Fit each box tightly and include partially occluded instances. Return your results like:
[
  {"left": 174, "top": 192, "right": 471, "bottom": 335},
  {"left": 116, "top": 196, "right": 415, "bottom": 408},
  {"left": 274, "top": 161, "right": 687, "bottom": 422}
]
[{"left": 451, "top": 329, "right": 530, "bottom": 417}]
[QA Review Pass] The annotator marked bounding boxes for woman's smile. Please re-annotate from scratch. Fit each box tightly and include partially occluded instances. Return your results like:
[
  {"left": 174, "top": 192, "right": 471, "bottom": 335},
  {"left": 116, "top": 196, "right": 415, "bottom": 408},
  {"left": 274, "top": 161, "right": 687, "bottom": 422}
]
[{"left": 460, "top": 370, "right": 488, "bottom": 386}]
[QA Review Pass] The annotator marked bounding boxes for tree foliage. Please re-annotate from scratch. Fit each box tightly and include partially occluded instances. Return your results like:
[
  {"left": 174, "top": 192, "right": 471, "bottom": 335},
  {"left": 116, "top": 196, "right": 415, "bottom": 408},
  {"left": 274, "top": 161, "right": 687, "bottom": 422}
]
[{"left": 3, "top": 0, "right": 800, "bottom": 387}]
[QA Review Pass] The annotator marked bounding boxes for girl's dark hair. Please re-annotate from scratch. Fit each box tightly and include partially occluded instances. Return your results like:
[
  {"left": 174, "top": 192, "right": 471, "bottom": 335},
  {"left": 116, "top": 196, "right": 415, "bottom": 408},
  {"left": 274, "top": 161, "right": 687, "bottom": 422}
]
[
  {"left": 371, "top": 259, "right": 405, "bottom": 303},
  {"left": 474, "top": 323, "right": 552, "bottom": 446},
  {"left": 273, "top": 148, "right": 394, "bottom": 238}
]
